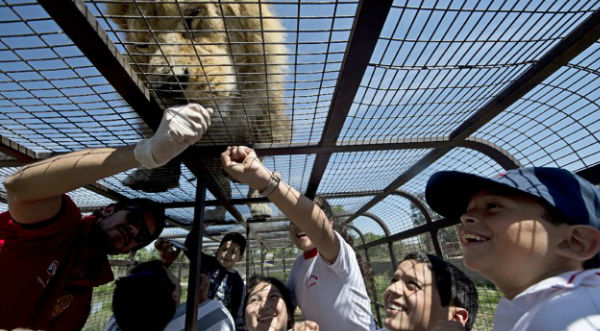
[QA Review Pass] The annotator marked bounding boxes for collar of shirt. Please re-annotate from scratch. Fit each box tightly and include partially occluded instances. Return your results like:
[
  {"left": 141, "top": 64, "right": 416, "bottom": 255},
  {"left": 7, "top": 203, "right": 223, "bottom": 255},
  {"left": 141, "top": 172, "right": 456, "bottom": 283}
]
[
  {"left": 494, "top": 268, "right": 600, "bottom": 330},
  {"left": 303, "top": 247, "right": 318, "bottom": 259}
]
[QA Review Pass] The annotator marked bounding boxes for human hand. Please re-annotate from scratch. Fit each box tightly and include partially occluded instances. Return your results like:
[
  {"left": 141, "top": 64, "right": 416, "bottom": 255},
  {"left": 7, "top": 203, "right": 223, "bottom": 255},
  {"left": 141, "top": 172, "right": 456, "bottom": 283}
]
[
  {"left": 134, "top": 103, "right": 213, "bottom": 169},
  {"left": 290, "top": 320, "right": 319, "bottom": 330},
  {"left": 433, "top": 320, "right": 466, "bottom": 331},
  {"left": 155, "top": 237, "right": 181, "bottom": 267},
  {"left": 221, "top": 146, "right": 272, "bottom": 190}
]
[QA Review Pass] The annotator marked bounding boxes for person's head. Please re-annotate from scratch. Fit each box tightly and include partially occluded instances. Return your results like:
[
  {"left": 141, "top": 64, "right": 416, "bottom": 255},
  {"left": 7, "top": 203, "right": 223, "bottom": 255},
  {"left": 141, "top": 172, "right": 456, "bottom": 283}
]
[
  {"left": 216, "top": 232, "right": 246, "bottom": 270},
  {"left": 244, "top": 276, "right": 295, "bottom": 331},
  {"left": 383, "top": 253, "right": 478, "bottom": 331},
  {"left": 289, "top": 195, "right": 334, "bottom": 252},
  {"left": 426, "top": 167, "right": 600, "bottom": 297},
  {"left": 93, "top": 198, "right": 166, "bottom": 254},
  {"left": 112, "top": 260, "right": 181, "bottom": 331}
]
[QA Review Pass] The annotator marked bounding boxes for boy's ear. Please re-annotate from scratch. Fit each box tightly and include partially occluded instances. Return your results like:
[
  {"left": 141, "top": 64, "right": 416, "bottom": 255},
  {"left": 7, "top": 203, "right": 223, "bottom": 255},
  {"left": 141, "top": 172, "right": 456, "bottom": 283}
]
[
  {"left": 449, "top": 307, "right": 469, "bottom": 327},
  {"left": 556, "top": 225, "right": 600, "bottom": 261}
]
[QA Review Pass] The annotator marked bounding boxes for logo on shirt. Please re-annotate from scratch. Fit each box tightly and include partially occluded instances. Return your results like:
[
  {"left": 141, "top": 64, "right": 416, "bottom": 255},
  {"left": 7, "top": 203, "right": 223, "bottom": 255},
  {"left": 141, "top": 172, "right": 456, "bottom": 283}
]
[
  {"left": 37, "top": 260, "right": 60, "bottom": 289},
  {"left": 305, "top": 274, "right": 318, "bottom": 288},
  {"left": 47, "top": 260, "right": 59, "bottom": 276},
  {"left": 51, "top": 294, "right": 73, "bottom": 318}
]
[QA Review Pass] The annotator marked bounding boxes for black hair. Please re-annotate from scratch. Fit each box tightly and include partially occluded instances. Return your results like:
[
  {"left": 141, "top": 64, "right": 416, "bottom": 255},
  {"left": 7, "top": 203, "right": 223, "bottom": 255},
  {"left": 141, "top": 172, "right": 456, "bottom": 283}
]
[
  {"left": 244, "top": 275, "right": 295, "bottom": 329},
  {"left": 219, "top": 232, "right": 247, "bottom": 256},
  {"left": 402, "top": 252, "right": 479, "bottom": 331},
  {"left": 112, "top": 260, "right": 177, "bottom": 331}
]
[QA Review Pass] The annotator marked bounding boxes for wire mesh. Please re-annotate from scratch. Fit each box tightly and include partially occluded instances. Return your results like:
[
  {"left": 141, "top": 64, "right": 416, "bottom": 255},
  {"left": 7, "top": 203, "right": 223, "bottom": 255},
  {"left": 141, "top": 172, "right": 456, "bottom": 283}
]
[{"left": 1, "top": 1, "right": 600, "bottom": 330}]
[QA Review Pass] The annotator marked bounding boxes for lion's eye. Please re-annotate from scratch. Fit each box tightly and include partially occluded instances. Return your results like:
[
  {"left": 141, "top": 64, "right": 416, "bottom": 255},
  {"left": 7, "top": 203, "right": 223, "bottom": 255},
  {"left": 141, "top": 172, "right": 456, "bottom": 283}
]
[{"left": 184, "top": 9, "right": 200, "bottom": 30}]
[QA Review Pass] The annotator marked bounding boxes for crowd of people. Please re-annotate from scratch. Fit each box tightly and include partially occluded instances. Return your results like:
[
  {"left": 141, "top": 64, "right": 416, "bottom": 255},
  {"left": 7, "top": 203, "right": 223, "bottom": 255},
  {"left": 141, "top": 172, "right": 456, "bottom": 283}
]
[{"left": 1, "top": 103, "right": 599, "bottom": 331}]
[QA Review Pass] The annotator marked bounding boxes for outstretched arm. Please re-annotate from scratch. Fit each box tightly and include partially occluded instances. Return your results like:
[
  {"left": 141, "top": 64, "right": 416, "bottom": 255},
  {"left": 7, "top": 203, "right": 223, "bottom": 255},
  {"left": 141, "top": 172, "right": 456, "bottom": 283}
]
[
  {"left": 5, "top": 103, "right": 212, "bottom": 224},
  {"left": 221, "top": 146, "right": 339, "bottom": 264},
  {"left": 5, "top": 146, "right": 138, "bottom": 224}
]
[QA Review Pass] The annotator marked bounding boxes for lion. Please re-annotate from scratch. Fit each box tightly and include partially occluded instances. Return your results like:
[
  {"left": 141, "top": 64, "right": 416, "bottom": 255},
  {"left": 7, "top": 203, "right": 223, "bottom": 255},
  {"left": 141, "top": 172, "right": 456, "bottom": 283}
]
[{"left": 107, "top": 0, "right": 290, "bottom": 220}]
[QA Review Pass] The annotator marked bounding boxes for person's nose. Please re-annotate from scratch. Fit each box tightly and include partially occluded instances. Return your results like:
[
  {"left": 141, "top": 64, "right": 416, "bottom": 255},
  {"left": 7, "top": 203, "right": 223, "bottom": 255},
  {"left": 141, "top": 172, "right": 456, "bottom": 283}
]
[
  {"left": 257, "top": 299, "right": 271, "bottom": 313},
  {"left": 460, "top": 209, "right": 481, "bottom": 224},
  {"left": 385, "top": 282, "right": 403, "bottom": 299}
]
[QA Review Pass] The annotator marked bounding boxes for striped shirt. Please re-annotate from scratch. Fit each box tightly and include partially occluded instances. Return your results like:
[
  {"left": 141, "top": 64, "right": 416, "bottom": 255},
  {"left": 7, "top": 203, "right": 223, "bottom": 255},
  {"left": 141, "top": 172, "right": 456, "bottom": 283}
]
[{"left": 105, "top": 300, "right": 234, "bottom": 331}]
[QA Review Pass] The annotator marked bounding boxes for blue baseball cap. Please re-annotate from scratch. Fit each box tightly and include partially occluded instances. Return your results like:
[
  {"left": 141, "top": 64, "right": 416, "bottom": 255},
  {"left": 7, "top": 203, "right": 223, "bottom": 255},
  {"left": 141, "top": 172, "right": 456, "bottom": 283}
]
[{"left": 425, "top": 167, "right": 600, "bottom": 229}]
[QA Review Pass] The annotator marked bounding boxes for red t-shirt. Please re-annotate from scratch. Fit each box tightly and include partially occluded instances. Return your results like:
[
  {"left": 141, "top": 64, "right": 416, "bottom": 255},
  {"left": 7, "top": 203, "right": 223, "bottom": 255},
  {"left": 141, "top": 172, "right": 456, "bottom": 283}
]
[{"left": 0, "top": 195, "right": 114, "bottom": 330}]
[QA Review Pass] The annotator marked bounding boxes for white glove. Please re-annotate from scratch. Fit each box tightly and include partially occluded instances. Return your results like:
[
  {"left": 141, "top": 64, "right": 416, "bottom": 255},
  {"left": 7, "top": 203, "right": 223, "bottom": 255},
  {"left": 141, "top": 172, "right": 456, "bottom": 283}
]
[{"left": 134, "top": 103, "right": 213, "bottom": 169}]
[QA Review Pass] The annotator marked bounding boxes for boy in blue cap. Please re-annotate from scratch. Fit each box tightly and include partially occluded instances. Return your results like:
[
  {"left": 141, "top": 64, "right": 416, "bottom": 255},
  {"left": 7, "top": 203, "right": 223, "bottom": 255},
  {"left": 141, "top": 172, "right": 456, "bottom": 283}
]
[{"left": 426, "top": 167, "right": 600, "bottom": 331}]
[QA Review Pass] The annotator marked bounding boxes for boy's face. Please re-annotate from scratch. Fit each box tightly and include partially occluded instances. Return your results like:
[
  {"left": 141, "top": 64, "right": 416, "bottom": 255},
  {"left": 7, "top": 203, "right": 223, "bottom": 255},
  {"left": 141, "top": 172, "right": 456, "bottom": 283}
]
[
  {"left": 245, "top": 281, "right": 289, "bottom": 331},
  {"left": 383, "top": 259, "right": 449, "bottom": 330},
  {"left": 217, "top": 240, "right": 243, "bottom": 270},
  {"left": 459, "top": 189, "right": 568, "bottom": 290}
]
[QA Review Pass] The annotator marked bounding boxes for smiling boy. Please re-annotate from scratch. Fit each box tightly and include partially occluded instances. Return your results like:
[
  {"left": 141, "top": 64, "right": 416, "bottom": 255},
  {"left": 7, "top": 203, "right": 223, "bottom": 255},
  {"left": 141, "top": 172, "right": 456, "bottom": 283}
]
[
  {"left": 177, "top": 231, "right": 247, "bottom": 331},
  {"left": 426, "top": 167, "right": 600, "bottom": 330},
  {"left": 381, "top": 252, "right": 478, "bottom": 331}
]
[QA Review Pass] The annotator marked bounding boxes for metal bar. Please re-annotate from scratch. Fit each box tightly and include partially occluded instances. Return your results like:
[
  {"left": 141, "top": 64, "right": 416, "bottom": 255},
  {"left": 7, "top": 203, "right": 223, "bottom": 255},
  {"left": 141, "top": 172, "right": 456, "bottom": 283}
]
[
  {"left": 0, "top": 160, "right": 25, "bottom": 168},
  {"left": 246, "top": 223, "right": 250, "bottom": 281},
  {"left": 461, "top": 138, "right": 522, "bottom": 170},
  {"left": 304, "top": 0, "right": 393, "bottom": 198},
  {"left": 359, "top": 218, "right": 459, "bottom": 250},
  {"left": 37, "top": 0, "right": 163, "bottom": 129},
  {"left": 361, "top": 213, "right": 397, "bottom": 270},
  {"left": 346, "top": 224, "right": 382, "bottom": 327},
  {"left": 344, "top": 148, "right": 451, "bottom": 225},
  {"left": 343, "top": 9, "right": 600, "bottom": 233},
  {"left": 37, "top": 0, "right": 245, "bottom": 224},
  {"left": 181, "top": 155, "right": 247, "bottom": 226},
  {"left": 449, "top": 9, "right": 600, "bottom": 142},
  {"left": 185, "top": 173, "right": 207, "bottom": 331}
]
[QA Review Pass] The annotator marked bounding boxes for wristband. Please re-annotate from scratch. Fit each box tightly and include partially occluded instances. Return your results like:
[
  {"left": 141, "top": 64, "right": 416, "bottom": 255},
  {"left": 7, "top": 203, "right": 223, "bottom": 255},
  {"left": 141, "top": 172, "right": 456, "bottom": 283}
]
[{"left": 259, "top": 171, "right": 281, "bottom": 197}]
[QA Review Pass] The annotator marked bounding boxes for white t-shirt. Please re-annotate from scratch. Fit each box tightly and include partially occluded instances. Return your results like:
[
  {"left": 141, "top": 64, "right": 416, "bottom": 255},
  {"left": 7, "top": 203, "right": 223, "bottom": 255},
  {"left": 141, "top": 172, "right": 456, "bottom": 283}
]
[
  {"left": 493, "top": 268, "right": 600, "bottom": 331},
  {"left": 286, "top": 231, "right": 375, "bottom": 331}
]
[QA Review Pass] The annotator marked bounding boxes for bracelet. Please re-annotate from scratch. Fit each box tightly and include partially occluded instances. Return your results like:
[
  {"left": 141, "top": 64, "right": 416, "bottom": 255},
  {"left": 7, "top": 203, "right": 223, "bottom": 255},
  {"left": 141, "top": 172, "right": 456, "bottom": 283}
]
[{"left": 259, "top": 171, "right": 281, "bottom": 197}]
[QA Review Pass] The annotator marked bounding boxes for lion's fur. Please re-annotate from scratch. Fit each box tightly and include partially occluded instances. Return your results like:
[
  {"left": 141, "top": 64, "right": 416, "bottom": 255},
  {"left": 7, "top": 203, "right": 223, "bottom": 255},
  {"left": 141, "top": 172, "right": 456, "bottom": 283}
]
[
  {"left": 107, "top": 0, "right": 290, "bottom": 144},
  {"left": 108, "top": 1, "right": 289, "bottom": 218}
]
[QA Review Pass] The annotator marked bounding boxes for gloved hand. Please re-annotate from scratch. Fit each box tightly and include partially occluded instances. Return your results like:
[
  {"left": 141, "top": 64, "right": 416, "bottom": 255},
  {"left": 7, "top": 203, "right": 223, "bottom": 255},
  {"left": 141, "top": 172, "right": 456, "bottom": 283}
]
[{"left": 134, "top": 103, "right": 212, "bottom": 169}]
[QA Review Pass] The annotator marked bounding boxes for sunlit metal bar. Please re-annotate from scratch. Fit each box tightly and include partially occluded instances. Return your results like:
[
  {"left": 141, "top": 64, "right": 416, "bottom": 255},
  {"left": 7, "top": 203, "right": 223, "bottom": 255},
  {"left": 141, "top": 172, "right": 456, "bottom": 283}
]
[{"left": 304, "top": 0, "right": 394, "bottom": 199}]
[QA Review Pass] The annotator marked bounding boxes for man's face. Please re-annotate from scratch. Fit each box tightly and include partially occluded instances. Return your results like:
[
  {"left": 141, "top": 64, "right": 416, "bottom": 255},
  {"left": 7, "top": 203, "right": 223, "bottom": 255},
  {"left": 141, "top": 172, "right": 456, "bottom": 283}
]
[
  {"left": 288, "top": 222, "right": 315, "bottom": 252},
  {"left": 217, "top": 240, "right": 242, "bottom": 270},
  {"left": 96, "top": 205, "right": 157, "bottom": 254},
  {"left": 245, "top": 281, "right": 289, "bottom": 331},
  {"left": 383, "top": 259, "right": 448, "bottom": 331},
  {"left": 459, "top": 190, "right": 567, "bottom": 291}
]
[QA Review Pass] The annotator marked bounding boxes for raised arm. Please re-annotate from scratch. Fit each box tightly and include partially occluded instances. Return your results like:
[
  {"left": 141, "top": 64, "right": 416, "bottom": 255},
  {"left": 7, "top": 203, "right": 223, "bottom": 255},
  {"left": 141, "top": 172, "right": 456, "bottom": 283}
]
[
  {"left": 221, "top": 146, "right": 339, "bottom": 264},
  {"left": 4, "top": 103, "right": 212, "bottom": 224}
]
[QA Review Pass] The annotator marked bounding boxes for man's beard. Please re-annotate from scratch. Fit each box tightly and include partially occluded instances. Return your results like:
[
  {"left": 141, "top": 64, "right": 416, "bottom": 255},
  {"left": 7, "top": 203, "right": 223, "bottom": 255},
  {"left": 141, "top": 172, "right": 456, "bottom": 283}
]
[{"left": 90, "top": 221, "right": 121, "bottom": 255}]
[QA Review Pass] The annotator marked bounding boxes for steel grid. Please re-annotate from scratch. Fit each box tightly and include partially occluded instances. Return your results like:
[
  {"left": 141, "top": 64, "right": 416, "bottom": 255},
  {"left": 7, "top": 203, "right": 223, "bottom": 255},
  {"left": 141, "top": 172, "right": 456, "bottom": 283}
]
[{"left": 0, "top": 2, "right": 599, "bottom": 328}]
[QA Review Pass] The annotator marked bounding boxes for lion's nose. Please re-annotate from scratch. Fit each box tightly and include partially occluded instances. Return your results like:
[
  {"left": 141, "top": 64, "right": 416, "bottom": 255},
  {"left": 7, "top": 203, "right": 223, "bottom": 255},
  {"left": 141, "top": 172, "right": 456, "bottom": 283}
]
[{"left": 153, "top": 68, "right": 190, "bottom": 99}]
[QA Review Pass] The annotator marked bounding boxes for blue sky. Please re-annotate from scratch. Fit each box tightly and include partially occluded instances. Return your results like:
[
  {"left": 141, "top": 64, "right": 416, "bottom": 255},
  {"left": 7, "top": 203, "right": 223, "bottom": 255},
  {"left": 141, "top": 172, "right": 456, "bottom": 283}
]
[{"left": 1, "top": 0, "right": 599, "bottom": 237}]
